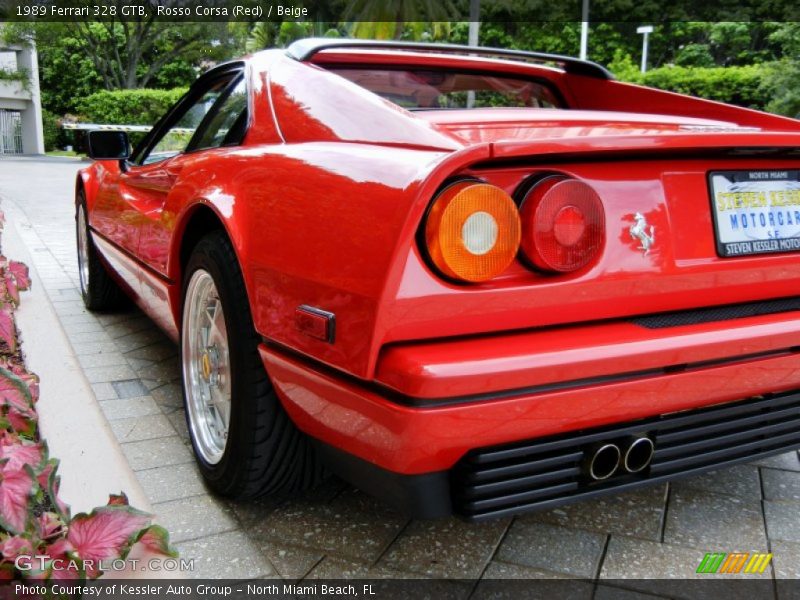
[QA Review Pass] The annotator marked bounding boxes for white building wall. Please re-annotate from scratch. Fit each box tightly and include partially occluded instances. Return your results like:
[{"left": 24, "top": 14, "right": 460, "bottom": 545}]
[{"left": 0, "top": 32, "right": 44, "bottom": 154}]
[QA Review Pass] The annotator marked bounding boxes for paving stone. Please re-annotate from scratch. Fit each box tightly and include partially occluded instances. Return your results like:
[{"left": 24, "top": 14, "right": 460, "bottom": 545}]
[
  {"left": 109, "top": 413, "right": 175, "bottom": 442},
  {"left": 594, "top": 585, "right": 670, "bottom": 600},
  {"left": 303, "top": 558, "right": 473, "bottom": 600},
  {"left": 254, "top": 543, "right": 323, "bottom": 580},
  {"left": 105, "top": 317, "right": 156, "bottom": 339},
  {"left": 765, "top": 500, "right": 800, "bottom": 543},
  {"left": 178, "top": 530, "right": 276, "bottom": 579},
  {"left": 61, "top": 321, "right": 105, "bottom": 334},
  {"left": 121, "top": 436, "right": 195, "bottom": 471},
  {"left": 674, "top": 465, "right": 761, "bottom": 499},
  {"left": 771, "top": 540, "right": 800, "bottom": 600},
  {"left": 95, "top": 312, "right": 139, "bottom": 327},
  {"left": 379, "top": 516, "right": 510, "bottom": 579},
  {"left": 57, "top": 314, "right": 98, "bottom": 326},
  {"left": 114, "top": 329, "right": 170, "bottom": 353},
  {"left": 90, "top": 382, "right": 117, "bottom": 401},
  {"left": 495, "top": 521, "right": 605, "bottom": 578},
  {"left": 474, "top": 563, "right": 593, "bottom": 600},
  {"left": 154, "top": 495, "right": 239, "bottom": 543},
  {"left": 83, "top": 364, "right": 137, "bottom": 383},
  {"left": 125, "top": 342, "right": 177, "bottom": 361},
  {"left": 750, "top": 452, "right": 800, "bottom": 472},
  {"left": 664, "top": 487, "right": 766, "bottom": 551},
  {"left": 532, "top": 485, "right": 667, "bottom": 541},
  {"left": 77, "top": 352, "right": 130, "bottom": 369},
  {"left": 99, "top": 396, "right": 161, "bottom": 420},
  {"left": 165, "top": 409, "right": 190, "bottom": 441},
  {"left": 71, "top": 341, "right": 120, "bottom": 355},
  {"left": 230, "top": 478, "right": 345, "bottom": 530},
  {"left": 762, "top": 468, "right": 800, "bottom": 502},
  {"left": 151, "top": 382, "right": 184, "bottom": 411},
  {"left": 67, "top": 330, "right": 113, "bottom": 344},
  {"left": 256, "top": 488, "right": 406, "bottom": 563},
  {"left": 111, "top": 378, "right": 150, "bottom": 398},
  {"left": 601, "top": 536, "right": 767, "bottom": 586},
  {"left": 135, "top": 358, "right": 180, "bottom": 384},
  {"left": 136, "top": 462, "right": 207, "bottom": 504}
]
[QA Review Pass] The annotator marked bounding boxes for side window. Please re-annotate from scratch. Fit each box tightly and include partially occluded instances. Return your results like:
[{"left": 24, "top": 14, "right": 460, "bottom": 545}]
[
  {"left": 138, "top": 77, "right": 234, "bottom": 165},
  {"left": 187, "top": 78, "right": 248, "bottom": 152}
]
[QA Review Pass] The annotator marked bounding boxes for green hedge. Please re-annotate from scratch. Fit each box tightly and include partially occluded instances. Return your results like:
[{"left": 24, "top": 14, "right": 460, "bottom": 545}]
[
  {"left": 75, "top": 88, "right": 187, "bottom": 126},
  {"left": 622, "top": 65, "right": 766, "bottom": 111},
  {"left": 41, "top": 109, "right": 61, "bottom": 152}
]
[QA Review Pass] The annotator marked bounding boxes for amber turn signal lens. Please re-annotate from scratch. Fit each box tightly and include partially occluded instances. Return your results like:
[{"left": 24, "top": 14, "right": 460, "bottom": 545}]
[{"left": 425, "top": 182, "right": 521, "bottom": 282}]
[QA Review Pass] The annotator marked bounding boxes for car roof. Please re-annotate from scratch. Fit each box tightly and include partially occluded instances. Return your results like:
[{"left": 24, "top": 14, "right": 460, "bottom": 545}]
[{"left": 284, "top": 37, "right": 614, "bottom": 80}]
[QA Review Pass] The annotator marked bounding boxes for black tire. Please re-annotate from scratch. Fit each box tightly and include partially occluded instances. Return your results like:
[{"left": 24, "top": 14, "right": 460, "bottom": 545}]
[
  {"left": 75, "top": 192, "right": 128, "bottom": 311},
  {"left": 181, "top": 231, "right": 322, "bottom": 498}
]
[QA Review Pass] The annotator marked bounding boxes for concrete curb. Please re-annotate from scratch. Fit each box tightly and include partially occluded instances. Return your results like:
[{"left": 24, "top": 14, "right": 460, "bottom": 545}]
[{"left": 3, "top": 204, "right": 153, "bottom": 515}]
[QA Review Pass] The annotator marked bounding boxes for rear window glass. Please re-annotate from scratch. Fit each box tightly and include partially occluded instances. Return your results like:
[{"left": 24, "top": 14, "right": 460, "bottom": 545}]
[{"left": 328, "top": 68, "right": 561, "bottom": 110}]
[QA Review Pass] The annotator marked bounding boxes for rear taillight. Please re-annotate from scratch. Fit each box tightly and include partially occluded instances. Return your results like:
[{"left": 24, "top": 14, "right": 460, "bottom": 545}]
[
  {"left": 519, "top": 176, "right": 605, "bottom": 273},
  {"left": 424, "top": 181, "right": 521, "bottom": 283}
]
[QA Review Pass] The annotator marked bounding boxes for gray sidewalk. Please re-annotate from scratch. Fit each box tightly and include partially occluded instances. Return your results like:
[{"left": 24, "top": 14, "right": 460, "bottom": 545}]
[{"left": 1, "top": 156, "right": 798, "bottom": 593}]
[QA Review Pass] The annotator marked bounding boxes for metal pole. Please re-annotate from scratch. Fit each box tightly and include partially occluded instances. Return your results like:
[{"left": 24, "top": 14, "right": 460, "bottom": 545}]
[
  {"left": 468, "top": 0, "right": 480, "bottom": 47},
  {"left": 637, "top": 25, "right": 654, "bottom": 73},
  {"left": 579, "top": 0, "right": 589, "bottom": 60},
  {"left": 641, "top": 32, "right": 649, "bottom": 72},
  {"left": 467, "top": 0, "right": 480, "bottom": 108}
]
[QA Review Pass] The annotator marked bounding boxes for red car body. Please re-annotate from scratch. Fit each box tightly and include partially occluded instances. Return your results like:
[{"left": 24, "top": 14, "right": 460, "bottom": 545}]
[{"left": 79, "top": 39, "right": 800, "bottom": 519}]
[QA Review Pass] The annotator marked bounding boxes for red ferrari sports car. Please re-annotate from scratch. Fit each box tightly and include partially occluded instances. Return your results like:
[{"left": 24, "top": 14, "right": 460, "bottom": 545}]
[{"left": 77, "top": 38, "right": 800, "bottom": 520}]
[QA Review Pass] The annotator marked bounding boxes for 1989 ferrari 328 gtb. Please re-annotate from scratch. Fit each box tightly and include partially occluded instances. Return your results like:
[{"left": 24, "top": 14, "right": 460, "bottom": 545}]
[{"left": 77, "top": 38, "right": 800, "bottom": 519}]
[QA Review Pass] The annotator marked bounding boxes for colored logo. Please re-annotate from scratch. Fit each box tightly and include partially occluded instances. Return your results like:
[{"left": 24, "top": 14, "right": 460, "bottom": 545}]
[{"left": 696, "top": 552, "right": 773, "bottom": 574}]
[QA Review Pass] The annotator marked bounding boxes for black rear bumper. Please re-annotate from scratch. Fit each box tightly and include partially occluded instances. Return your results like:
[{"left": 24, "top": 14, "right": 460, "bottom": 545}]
[{"left": 315, "top": 392, "right": 800, "bottom": 521}]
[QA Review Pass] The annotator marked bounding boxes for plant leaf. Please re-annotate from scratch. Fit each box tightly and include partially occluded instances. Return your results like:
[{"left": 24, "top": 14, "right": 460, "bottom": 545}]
[
  {"left": 0, "top": 366, "right": 32, "bottom": 415},
  {"left": 0, "top": 467, "right": 33, "bottom": 534},
  {"left": 136, "top": 524, "right": 178, "bottom": 558},
  {"left": 0, "top": 440, "right": 43, "bottom": 473},
  {"left": 0, "top": 311, "right": 15, "bottom": 354},
  {"left": 3, "top": 276, "right": 18, "bottom": 306},
  {"left": 67, "top": 506, "right": 152, "bottom": 578},
  {"left": 7, "top": 262, "right": 30, "bottom": 292}
]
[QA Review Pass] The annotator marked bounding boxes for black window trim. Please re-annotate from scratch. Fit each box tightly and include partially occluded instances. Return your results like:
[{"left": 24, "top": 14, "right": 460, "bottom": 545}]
[
  {"left": 128, "top": 62, "right": 246, "bottom": 167},
  {"left": 184, "top": 74, "right": 247, "bottom": 154}
]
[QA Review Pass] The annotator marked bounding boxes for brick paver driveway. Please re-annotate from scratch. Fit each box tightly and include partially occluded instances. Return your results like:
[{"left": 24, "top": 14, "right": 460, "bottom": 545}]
[{"left": 2, "top": 156, "right": 799, "bottom": 592}]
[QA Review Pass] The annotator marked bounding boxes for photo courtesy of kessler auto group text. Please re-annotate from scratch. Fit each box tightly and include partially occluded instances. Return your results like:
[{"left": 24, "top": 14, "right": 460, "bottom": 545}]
[{"left": 1, "top": 0, "right": 800, "bottom": 598}]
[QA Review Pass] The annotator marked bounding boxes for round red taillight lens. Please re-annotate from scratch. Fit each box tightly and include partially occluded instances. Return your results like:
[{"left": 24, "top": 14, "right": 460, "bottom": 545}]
[{"left": 519, "top": 176, "right": 605, "bottom": 273}]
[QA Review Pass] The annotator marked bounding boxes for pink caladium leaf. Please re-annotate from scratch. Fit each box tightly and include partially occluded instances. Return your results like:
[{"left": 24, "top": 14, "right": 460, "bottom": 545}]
[
  {"left": 0, "top": 311, "right": 15, "bottom": 354},
  {"left": 0, "top": 366, "right": 34, "bottom": 418},
  {"left": 37, "top": 538, "right": 82, "bottom": 581},
  {"left": 0, "top": 439, "right": 43, "bottom": 473},
  {"left": 0, "top": 467, "right": 33, "bottom": 534},
  {"left": 7, "top": 262, "right": 30, "bottom": 292},
  {"left": 136, "top": 524, "right": 178, "bottom": 558},
  {"left": 67, "top": 506, "right": 152, "bottom": 578},
  {"left": 37, "top": 459, "right": 68, "bottom": 520},
  {"left": 36, "top": 512, "right": 64, "bottom": 541},
  {"left": 3, "top": 278, "right": 18, "bottom": 306},
  {"left": 0, "top": 534, "right": 33, "bottom": 561},
  {"left": 6, "top": 410, "right": 36, "bottom": 440}
]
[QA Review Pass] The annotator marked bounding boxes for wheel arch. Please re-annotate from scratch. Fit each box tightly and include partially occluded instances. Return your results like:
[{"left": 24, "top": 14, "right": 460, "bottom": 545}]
[{"left": 169, "top": 201, "right": 252, "bottom": 327}]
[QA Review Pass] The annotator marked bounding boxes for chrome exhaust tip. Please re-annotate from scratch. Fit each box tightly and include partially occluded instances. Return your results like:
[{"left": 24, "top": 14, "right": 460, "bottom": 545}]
[
  {"left": 585, "top": 443, "right": 621, "bottom": 481},
  {"left": 623, "top": 436, "right": 655, "bottom": 473}
]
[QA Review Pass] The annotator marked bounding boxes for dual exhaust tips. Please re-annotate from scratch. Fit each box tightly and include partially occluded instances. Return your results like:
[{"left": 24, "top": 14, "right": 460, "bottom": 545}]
[{"left": 584, "top": 436, "right": 654, "bottom": 481}]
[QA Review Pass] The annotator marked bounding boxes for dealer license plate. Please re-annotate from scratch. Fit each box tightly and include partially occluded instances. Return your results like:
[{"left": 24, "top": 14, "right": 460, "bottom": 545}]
[{"left": 710, "top": 170, "right": 800, "bottom": 257}]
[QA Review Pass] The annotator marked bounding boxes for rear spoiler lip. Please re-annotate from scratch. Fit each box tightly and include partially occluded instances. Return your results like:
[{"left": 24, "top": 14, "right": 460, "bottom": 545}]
[{"left": 487, "top": 132, "right": 800, "bottom": 162}]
